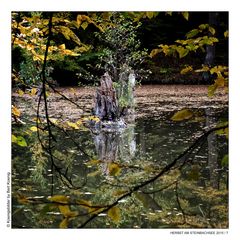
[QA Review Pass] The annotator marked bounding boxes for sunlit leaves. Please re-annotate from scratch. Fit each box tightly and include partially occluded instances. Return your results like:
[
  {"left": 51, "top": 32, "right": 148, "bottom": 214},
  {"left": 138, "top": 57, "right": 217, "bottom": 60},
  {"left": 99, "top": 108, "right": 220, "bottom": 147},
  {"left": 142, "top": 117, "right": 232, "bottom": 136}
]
[
  {"left": 186, "top": 24, "right": 216, "bottom": 39},
  {"left": 76, "top": 14, "right": 105, "bottom": 32},
  {"left": 182, "top": 12, "right": 189, "bottom": 21},
  {"left": 180, "top": 65, "right": 193, "bottom": 74},
  {"left": 12, "top": 13, "right": 93, "bottom": 67},
  {"left": 12, "top": 105, "right": 21, "bottom": 117},
  {"left": 159, "top": 44, "right": 170, "bottom": 55},
  {"left": 54, "top": 26, "right": 81, "bottom": 45},
  {"left": 195, "top": 65, "right": 210, "bottom": 73},
  {"left": 17, "top": 89, "right": 25, "bottom": 96},
  {"left": 30, "top": 88, "right": 37, "bottom": 96},
  {"left": 209, "top": 65, "right": 228, "bottom": 76},
  {"left": 146, "top": 12, "right": 155, "bottom": 19},
  {"left": 186, "top": 29, "right": 199, "bottom": 39},
  {"left": 149, "top": 48, "right": 161, "bottom": 58},
  {"left": 208, "top": 66, "right": 228, "bottom": 97},
  {"left": 150, "top": 28, "right": 219, "bottom": 59},
  {"left": 165, "top": 11, "right": 189, "bottom": 21},
  {"left": 65, "top": 116, "right": 100, "bottom": 130},
  {"left": 171, "top": 109, "right": 193, "bottom": 121},
  {"left": 208, "top": 26, "right": 216, "bottom": 35},
  {"left": 107, "top": 206, "right": 121, "bottom": 223},
  {"left": 66, "top": 121, "right": 80, "bottom": 130},
  {"left": 12, "top": 134, "right": 27, "bottom": 147},
  {"left": 81, "top": 21, "right": 89, "bottom": 30},
  {"left": 224, "top": 30, "right": 229, "bottom": 38},
  {"left": 30, "top": 126, "right": 38, "bottom": 132},
  {"left": 89, "top": 116, "right": 100, "bottom": 122},
  {"left": 58, "top": 43, "right": 66, "bottom": 50},
  {"left": 176, "top": 46, "right": 189, "bottom": 58}
]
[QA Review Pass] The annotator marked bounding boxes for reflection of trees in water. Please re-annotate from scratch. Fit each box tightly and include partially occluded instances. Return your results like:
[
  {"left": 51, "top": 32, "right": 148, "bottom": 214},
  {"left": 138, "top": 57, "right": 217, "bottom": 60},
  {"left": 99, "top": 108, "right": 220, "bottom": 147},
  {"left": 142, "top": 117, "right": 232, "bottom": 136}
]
[
  {"left": 12, "top": 105, "right": 228, "bottom": 228},
  {"left": 205, "top": 108, "right": 220, "bottom": 189}
]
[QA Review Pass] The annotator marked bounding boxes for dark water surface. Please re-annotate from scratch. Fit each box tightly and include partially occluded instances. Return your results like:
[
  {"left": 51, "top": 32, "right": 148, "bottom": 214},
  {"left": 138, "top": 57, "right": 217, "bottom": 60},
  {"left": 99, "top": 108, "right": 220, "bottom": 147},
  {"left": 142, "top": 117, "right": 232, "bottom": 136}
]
[{"left": 12, "top": 108, "right": 228, "bottom": 228}]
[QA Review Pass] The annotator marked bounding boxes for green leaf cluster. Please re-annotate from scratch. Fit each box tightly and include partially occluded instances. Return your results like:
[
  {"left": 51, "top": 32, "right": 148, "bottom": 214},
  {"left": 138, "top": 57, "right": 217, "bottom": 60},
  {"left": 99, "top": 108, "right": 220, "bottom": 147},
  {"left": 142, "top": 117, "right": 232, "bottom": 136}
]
[{"left": 12, "top": 134, "right": 27, "bottom": 147}]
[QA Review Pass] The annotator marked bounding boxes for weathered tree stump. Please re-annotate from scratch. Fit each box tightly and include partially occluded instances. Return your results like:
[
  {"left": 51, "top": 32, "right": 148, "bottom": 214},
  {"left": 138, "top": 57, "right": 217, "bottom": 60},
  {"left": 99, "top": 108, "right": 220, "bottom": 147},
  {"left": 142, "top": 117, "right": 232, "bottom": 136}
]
[
  {"left": 94, "top": 72, "right": 118, "bottom": 121},
  {"left": 94, "top": 71, "right": 135, "bottom": 123}
]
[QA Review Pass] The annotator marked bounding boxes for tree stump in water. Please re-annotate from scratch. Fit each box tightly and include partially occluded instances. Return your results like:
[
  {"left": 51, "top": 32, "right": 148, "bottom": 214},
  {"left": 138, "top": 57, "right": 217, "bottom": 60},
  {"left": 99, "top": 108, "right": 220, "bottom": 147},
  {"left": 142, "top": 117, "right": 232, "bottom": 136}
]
[
  {"left": 94, "top": 71, "right": 135, "bottom": 122},
  {"left": 94, "top": 72, "right": 118, "bottom": 121}
]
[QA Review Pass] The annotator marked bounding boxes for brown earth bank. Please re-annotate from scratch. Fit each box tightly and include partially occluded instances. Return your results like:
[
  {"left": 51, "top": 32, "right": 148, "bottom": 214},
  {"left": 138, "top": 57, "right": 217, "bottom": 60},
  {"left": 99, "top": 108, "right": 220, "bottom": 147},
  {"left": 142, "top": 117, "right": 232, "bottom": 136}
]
[{"left": 12, "top": 85, "right": 228, "bottom": 122}]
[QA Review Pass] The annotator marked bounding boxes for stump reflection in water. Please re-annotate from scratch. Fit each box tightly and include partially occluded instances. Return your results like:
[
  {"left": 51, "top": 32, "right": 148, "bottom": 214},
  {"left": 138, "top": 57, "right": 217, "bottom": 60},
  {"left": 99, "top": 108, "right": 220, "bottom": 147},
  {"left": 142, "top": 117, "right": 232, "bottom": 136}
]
[{"left": 93, "top": 125, "right": 136, "bottom": 175}]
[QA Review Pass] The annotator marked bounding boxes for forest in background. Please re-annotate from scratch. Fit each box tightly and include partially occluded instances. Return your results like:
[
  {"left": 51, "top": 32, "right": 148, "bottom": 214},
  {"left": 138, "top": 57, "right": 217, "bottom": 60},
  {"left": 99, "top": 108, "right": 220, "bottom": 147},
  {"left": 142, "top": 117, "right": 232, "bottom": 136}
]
[{"left": 12, "top": 11, "right": 228, "bottom": 88}]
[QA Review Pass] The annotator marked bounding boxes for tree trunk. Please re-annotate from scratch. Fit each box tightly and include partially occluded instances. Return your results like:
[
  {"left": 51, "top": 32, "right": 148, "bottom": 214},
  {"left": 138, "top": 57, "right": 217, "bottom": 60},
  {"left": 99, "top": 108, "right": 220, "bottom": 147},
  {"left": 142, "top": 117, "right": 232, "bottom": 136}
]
[{"left": 203, "top": 12, "right": 219, "bottom": 82}]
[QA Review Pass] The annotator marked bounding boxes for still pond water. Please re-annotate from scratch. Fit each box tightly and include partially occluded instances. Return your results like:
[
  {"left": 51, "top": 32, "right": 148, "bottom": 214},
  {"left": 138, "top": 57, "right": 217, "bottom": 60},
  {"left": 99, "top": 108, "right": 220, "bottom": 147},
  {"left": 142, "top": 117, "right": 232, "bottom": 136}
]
[{"left": 12, "top": 108, "right": 228, "bottom": 228}]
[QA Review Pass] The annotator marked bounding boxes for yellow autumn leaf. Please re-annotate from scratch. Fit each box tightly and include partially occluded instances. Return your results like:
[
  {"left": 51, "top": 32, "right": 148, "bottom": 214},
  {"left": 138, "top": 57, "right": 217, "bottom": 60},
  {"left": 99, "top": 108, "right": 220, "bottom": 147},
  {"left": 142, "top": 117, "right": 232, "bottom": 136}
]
[
  {"left": 89, "top": 116, "right": 100, "bottom": 122},
  {"left": 30, "top": 126, "right": 38, "bottom": 132},
  {"left": 58, "top": 205, "right": 78, "bottom": 218},
  {"left": 182, "top": 12, "right": 189, "bottom": 21},
  {"left": 108, "top": 163, "right": 121, "bottom": 176},
  {"left": 30, "top": 88, "right": 37, "bottom": 96},
  {"left": 81, "top": 21, "right": 89, "bottom": 30},
  {"left": 180, "top": 65, "right": 193, "bottom": 74},
  {"left": 171, "top": 109, "right": 193, "bottom": 121},
  {"left": 224, "top": 30, "right": 228, "bottom": 38},
  {"left": 160, "top": 44, "right": 170, "bottom": 55},
  {"left": 146, "top": 12, "right": 154, "bottom": 19},
  {"left": 107, "top": 206, "right": 121, "bottom": 223},
  {"left": 76, "top": 119, "right": 83, "bottom": 125},
  {"left": 12, "top": 105, "right": 21, "bottom": 117},
  {"left": 59, "top": 43, "right": 66, "bottom": 50},
  {"left": 195, "top": 65, "right": 210, "bottom": 73},
  {"left": 209, "top": 26, "right": 216, "bottom": 35},
  {"left": 66, "top": 121, "right": 79, "bottom": 129},
  {"left": 58, "top": 205, "right": 71, "bottom": 216},
  {"left": 149, "top": 48, "right": 161, "bottom": 58},
  {"left": 17, "top": 89, "right": 25, "bottom": 96},
  {"left": 48, "top": 195, "right": 69, "bottom": 204},
  {"left": 59, "top": 218, "right": 68, "bottom": 228},
  {"left": 215, "top": 77, "right": 225, "bottom": 87}
]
